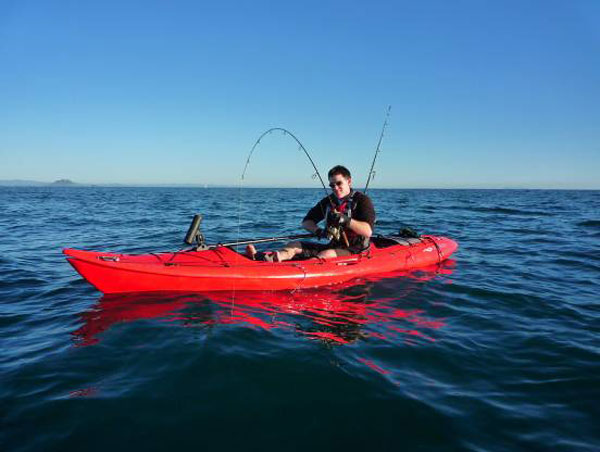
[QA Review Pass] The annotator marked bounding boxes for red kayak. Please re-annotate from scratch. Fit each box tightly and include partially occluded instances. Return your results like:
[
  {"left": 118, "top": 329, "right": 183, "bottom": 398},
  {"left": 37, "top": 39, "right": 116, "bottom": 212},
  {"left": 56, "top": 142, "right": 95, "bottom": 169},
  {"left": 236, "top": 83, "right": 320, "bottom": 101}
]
[{"left": 64, "top": 235, "right": 458, "bottom": 294}]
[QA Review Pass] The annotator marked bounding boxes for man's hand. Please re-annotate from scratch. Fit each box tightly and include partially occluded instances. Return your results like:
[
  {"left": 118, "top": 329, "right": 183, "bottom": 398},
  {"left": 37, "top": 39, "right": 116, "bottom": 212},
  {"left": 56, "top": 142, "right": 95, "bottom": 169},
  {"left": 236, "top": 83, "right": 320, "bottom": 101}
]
[{"left": 329, "top": 211, "right": 351, "bottom": 228}]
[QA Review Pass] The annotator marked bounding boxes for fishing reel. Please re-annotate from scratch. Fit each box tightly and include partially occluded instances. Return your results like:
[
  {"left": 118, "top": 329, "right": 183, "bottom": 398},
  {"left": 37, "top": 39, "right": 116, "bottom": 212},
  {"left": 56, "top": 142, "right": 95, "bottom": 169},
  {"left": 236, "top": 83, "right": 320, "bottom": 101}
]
[
  {"left": 326, "top": 225, "right": 343, "bottom": 242},
  {"left": 184, "top": 214, "right": 209, "bottom": 250}
]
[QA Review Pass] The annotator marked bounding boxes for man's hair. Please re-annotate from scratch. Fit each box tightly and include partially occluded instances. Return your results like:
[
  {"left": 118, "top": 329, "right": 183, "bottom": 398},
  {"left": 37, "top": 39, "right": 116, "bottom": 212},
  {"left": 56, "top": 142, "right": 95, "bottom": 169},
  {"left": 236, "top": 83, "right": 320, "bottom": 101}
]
[{"left": 328, "top": 165, "right": 351, "bottom": 179}]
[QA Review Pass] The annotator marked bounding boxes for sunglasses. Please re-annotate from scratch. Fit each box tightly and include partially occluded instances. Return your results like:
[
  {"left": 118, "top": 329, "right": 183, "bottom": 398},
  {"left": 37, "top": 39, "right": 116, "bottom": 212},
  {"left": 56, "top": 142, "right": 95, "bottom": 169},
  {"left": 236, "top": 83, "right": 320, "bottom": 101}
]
[{"left": 329, "top": 180, "right": 345, "bottom": 188}]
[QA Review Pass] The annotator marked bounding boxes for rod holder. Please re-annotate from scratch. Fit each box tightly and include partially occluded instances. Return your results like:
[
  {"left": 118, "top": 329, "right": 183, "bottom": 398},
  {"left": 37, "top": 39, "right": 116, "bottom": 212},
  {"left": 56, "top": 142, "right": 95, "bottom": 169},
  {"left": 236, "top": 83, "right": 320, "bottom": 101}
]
[{"left": 184, "top": 214, "right": 207, "bottom": 249}]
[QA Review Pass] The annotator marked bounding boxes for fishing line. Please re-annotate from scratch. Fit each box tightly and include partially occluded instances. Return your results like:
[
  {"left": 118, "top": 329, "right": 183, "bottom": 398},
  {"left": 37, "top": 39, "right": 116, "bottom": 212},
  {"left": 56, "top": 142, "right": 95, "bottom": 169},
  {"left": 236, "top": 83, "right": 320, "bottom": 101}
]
[{"left": 364, "top": 105, "right": 392, "bottom": 195}]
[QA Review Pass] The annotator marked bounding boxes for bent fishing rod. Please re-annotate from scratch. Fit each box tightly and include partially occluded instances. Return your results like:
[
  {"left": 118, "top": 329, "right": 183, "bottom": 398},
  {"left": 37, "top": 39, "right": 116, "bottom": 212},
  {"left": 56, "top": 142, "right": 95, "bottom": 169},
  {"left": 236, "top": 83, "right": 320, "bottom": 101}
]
[
  {"left": 240, "top": 127, "right": 350, "bottom": 246},
  {"left": 364, "top": 105, "right": 391, "bottom": 195},
  {"left": 241, "top": 128, "right": 330, "bottom": 198}
]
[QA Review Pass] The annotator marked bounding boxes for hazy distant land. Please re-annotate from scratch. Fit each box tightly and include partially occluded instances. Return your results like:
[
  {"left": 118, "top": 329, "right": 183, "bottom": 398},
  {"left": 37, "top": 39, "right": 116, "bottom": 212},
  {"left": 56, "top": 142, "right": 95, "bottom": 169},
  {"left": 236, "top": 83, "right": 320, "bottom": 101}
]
[
  {"left": 0, "top": 179, "right": 219, "bottom": 188},
  {"left": 0, "top": 179, "right": 78, "bottom": 186}
]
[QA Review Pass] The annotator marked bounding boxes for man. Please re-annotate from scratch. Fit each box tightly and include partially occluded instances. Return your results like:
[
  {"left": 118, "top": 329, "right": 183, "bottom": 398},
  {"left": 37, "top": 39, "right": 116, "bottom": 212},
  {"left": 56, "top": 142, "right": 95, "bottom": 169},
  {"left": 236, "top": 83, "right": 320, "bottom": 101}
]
[{"left": 247, "top": 165, "right": 376, "bottom": 261}]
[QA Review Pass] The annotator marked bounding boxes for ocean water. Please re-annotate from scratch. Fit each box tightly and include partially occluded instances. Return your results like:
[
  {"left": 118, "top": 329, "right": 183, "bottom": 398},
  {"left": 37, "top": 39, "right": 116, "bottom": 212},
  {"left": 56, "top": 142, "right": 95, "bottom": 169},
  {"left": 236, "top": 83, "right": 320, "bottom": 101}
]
[{"left": 1, "top": 187, "right": 598, "bottom": 451}]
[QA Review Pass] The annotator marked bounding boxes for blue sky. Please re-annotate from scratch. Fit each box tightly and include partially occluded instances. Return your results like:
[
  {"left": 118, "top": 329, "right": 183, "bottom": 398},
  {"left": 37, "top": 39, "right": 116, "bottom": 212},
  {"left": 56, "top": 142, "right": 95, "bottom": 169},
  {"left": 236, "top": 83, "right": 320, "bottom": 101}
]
[{"left": 1, "top": 0, "right": 598, "bottom": 188}]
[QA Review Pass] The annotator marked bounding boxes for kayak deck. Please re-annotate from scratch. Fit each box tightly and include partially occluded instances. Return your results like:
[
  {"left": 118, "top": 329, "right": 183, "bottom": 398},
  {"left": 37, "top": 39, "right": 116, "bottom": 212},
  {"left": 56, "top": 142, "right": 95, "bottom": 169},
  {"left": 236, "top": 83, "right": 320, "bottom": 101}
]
[{"left": 64, "top": 235, "right": 458, "bottom": 293}]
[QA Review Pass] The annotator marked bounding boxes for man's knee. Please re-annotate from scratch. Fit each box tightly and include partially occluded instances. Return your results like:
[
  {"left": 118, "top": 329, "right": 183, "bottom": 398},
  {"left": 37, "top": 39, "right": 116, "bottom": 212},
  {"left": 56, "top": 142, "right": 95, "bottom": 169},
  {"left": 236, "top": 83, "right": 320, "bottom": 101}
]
[
  {"left": 283, "top": 241, "right": 302, "bottom": 252},
  {"left": 317, "top": 249, "right": 338, "bottom": 259}
]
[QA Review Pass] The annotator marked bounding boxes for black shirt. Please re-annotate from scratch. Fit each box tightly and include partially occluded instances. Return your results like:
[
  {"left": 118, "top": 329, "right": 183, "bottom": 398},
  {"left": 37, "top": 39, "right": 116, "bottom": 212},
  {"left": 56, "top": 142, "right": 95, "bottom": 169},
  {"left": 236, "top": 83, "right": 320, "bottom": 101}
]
[{"left": 303, "top": 191, "right": 376, "bottom": 249}]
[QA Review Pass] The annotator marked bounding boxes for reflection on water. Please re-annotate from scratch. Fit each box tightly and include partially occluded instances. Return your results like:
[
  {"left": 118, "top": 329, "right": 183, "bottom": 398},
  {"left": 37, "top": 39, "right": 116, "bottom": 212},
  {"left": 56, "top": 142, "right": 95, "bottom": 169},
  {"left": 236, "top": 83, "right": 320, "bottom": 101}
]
[{"left": 73, "top": 260, "right": 455, "bottom": 347}]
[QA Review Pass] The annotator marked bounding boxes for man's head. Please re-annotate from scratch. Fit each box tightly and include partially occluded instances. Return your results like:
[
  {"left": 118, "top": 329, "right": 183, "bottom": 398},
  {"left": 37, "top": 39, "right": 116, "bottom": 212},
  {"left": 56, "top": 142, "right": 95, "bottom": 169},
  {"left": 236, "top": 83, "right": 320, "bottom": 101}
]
[{"left": 328, "top": 165, "right": 352, "bottom": 199}]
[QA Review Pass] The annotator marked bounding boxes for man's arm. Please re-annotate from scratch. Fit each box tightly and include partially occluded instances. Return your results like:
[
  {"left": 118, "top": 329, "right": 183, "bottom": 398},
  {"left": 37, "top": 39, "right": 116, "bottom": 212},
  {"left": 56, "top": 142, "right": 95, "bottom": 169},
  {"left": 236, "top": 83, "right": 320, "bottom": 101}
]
[
  {"left": 345, "top": 218, "right": 372, "bottom": 238},
  {"left": 302, "top": 219, "right": 320, "bottom": 233},
  {"left": 302, "top": 198, "right": 328, "bottom": 233}
]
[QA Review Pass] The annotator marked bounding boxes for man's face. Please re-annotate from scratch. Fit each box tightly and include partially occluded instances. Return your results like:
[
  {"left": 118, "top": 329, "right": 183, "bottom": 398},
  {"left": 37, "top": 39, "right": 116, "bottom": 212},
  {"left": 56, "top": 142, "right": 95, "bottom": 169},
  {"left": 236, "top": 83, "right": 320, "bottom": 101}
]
[{"left": 328, "top": 174, "right": 352, "bottom": 199}]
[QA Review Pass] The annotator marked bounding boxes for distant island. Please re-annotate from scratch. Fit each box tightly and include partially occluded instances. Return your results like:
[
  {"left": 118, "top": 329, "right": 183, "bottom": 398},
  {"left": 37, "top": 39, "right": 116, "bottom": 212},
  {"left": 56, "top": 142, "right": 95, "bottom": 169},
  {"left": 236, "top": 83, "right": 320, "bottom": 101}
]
[{"left": 51, "top": 179, "right": 76, "bottom": 185}]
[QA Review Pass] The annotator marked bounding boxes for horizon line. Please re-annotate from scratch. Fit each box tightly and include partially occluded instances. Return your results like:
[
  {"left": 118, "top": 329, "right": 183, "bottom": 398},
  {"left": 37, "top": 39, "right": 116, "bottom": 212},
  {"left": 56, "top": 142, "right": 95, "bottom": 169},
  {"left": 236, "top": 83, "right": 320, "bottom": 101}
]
[{"left": 0, "top": 180, "right": 597, "bottom": 191}]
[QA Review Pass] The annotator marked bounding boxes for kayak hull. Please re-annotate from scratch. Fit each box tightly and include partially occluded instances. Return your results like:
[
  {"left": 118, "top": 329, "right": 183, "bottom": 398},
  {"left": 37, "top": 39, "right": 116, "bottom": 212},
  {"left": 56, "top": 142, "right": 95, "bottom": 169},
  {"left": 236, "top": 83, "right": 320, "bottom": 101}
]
[{"left": 64, "top": 236, "right": 458, "bottom": 294}]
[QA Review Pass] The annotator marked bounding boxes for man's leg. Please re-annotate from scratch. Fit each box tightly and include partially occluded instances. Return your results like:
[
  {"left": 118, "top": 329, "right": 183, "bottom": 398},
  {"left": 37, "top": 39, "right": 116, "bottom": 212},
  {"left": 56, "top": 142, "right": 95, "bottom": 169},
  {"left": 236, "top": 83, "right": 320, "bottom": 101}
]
[
  {"left": 247, "top": 241, "right": 331, "bottom": 262},
  {"left": 316, "top": 248, "right": 352, "bottom": 259},
  {"left": 276, "top": 240, "right": 304, "bottom": 261},
  {"left": 245, "top": 241, "right": 304, "bottom": 262}
]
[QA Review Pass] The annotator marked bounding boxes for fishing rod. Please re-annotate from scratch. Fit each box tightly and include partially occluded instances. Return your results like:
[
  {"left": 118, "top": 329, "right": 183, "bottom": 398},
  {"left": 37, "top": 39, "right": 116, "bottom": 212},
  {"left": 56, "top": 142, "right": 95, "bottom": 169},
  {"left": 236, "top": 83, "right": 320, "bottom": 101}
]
[
  {"left": 241, "top": 128, "right": 329, "bottom": 198},
  {"left": 215, "top": 233, "right": 315, "bottom": 248},
  {"left": 364, "top": 105, "right": 391, "bottom": 195},
  {"left": 183, "top": 214, "right": 315, "bottom": 250},
  {"left": 240, "top": 127, "right": 349, "bottom": 247}
]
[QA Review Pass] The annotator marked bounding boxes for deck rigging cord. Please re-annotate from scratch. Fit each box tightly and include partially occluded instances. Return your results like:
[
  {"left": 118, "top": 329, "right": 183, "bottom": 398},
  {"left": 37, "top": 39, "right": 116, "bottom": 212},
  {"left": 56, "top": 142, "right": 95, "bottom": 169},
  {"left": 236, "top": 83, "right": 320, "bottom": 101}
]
[{"left": 364, "top": 105, "right": 391, "bottom": 195}]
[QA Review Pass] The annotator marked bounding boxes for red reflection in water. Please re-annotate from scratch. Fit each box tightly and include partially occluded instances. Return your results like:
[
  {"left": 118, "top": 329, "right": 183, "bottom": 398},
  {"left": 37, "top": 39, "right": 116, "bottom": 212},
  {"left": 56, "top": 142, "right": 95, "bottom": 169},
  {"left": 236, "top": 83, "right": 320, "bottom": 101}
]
[
  {"left": 68, "top": 387, "right": 98, "bottom": 398},
  {"left": 72, "top": 260, "right": 455, "bottom": 349},
  {"left": 357, "top": 358, "right": 392, "bottom": 376}
]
